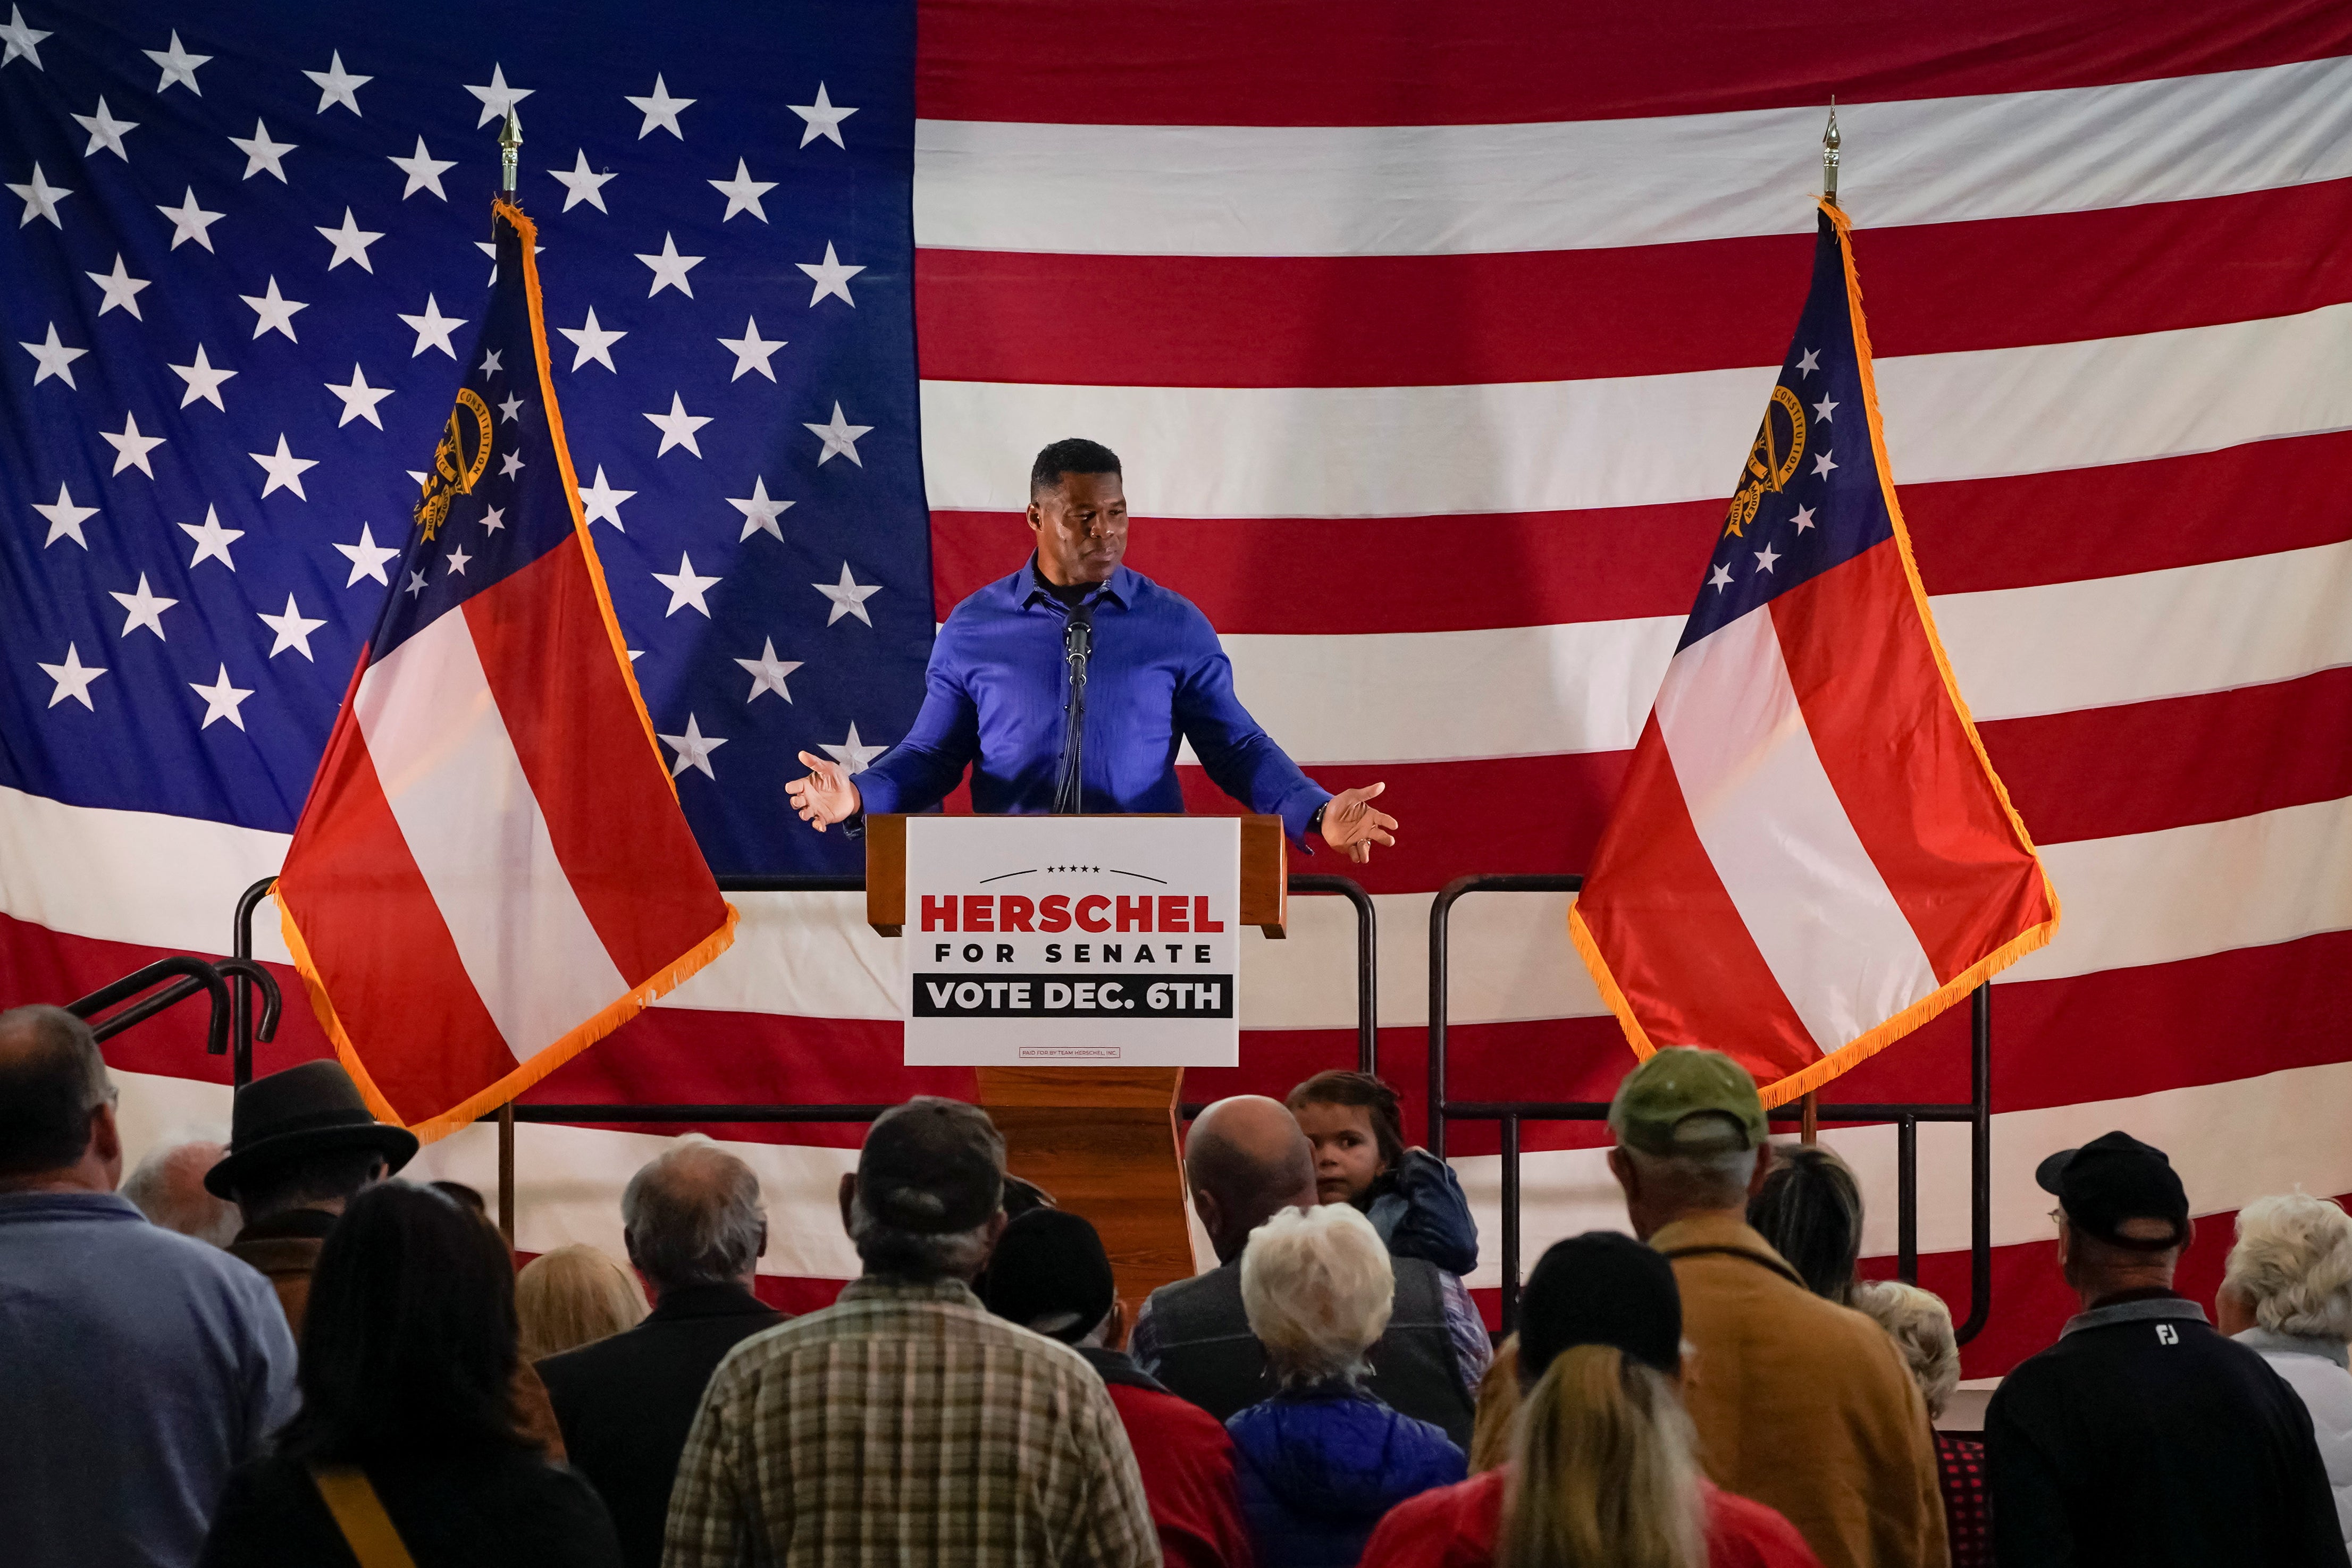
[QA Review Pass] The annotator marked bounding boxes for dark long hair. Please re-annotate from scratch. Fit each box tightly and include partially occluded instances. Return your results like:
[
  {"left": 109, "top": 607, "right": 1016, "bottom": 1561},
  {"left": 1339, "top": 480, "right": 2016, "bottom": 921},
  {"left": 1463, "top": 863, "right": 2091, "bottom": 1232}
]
[
  {"left": 276, "top": 1180, "right": 529, "bottom": 1463},
  {"left": 1747, "top": 1144, "right": 1864, "bottom": 1304},
  {"left": 1286, "top": 1070, "right": 1406, "bottom": 1173}
]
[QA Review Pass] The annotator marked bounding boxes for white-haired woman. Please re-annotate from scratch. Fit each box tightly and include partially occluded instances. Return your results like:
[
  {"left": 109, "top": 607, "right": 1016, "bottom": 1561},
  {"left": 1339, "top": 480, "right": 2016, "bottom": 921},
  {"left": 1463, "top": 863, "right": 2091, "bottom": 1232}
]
[
  {"left": 1851, "top": 1280, "right": 1988, "bottom": 1568},
  {"left": 2217, "top": 1193, "right": 2352, "bottom": 1548},
  {"left": 1230, "top": 1203, "right": 1467, "bottom": 1568}
]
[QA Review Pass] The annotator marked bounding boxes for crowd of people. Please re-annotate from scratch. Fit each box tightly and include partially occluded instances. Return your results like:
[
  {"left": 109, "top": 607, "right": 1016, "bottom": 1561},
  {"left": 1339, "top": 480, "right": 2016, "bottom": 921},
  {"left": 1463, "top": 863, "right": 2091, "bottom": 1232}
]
[{"left": 4, "top": 999, "right": 2349, "bottom": 1567}]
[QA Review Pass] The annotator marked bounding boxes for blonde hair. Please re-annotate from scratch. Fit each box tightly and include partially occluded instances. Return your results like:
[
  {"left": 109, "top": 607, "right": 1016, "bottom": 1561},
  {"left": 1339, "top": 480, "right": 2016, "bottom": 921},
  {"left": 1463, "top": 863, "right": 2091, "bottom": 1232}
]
[
  {"left": 1239, "top": 1203, "right": 1393, "bottom": 1387},
  {"left": 1851, "top": 1279, "right": 1961, "bottom": 1419},
  {"left": 2225, "top": 1193, "right": 2352, "bottom": 1340},
  {"left": 1500, "top": 1344, "right": 1704, "bottom": 1568},
  {"left": 515, "top": 1243, "right": 649, "bottom": 1361},
  {"left": 1469, "top": 1334, "right": 1523, "bottom": 1473}
]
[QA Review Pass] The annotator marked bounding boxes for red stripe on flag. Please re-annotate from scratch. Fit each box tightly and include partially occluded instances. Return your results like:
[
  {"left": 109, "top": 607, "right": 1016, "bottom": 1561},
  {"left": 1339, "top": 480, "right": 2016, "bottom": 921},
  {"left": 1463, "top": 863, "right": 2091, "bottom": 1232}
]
[{"left": 464, "top": 540, "right": 730, "bottom": 990}]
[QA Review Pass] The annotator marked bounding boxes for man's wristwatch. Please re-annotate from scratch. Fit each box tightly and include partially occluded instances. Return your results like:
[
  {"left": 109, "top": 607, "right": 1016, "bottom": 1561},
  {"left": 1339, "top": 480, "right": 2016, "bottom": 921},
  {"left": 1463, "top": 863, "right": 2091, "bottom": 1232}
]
[{"left": 1308, "top": 802, "right": 1329, "bottom": 838}]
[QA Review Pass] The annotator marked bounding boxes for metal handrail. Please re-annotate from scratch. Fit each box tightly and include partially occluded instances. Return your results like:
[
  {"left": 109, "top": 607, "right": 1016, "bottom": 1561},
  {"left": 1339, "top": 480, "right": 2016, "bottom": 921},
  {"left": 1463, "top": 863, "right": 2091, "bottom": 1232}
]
[
  {"left": 68, "top": 955, "right": 233, "bottom": 1055},
  {"left": 1427, "top": 872, "right": 1995, "bottom": 1344}
]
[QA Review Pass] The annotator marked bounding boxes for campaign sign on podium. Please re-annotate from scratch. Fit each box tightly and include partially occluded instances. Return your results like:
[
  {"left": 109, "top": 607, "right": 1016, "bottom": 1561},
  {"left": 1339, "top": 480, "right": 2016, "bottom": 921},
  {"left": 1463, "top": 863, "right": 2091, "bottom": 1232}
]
[{"left": 898, "top": 815, "right": 1241, "bottom": 1067}]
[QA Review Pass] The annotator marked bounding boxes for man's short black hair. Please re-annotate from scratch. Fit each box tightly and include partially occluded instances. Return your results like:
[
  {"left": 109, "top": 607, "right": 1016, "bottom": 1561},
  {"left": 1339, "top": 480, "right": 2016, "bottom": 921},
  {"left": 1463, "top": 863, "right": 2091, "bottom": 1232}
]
[{"left": 1029, "top": 437, "right": 1121, "bottom": 499}]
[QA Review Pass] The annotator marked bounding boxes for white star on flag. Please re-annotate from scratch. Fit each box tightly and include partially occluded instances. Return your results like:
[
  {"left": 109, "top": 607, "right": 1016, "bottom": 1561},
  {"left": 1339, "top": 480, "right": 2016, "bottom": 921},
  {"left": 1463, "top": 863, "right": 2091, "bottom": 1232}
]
[
  {"left": 326, "top": 365, "right": 394, "bottom": 428},
  {"left": 577, "top": 466, "right": 635, "bottom": 529},
  {"left": 1792, "top": 504, "right": 1817, "bottom": 533},
  {"left": 169, "top": 344, "right": 237, "bottom": 410},
  {"left": 250, "top": 434, "right": 318, "bottom": 499},
  {"left": 145, "top": 30, "right": 210, "bottom": 95},
  {"left": 718, "top": 316, "right": 785, "bottom": 381},
  {"left": 787, "top": 82, "right": 859, "bottom": 148},
  {"left": 1754, "top": 543, "right": 1781, "bottom": 574},
  {"left": 797, "top": 242, "right": 863, "bottom": 307},
  {"left": 710, "top": 158, "right": 775, "bottom": 222},
  {"left": 479, "top": 504, "right": 506, "bottom": 534},
  {"left": 659, "top": 714, "right": 728, "bottom": 779},
  {"left": 1795, "top": 348, "right": 1821, "bottom": 376},
  {"left": 102, "top": 411, "right": 165, "bottom": 477},
  {"left": 1812, "top": 449, "right": 1838, "bottom": 479},
  {"left": 157, "top": 188, "right": 224, "bottom": 251},
  {"left": 813, "top": 562, "right": 880, "bottom": 626},
  {"left": 645, "top": 392, "right": 712, "bottom": 458},
  {"left": 21, "top": 323, "right": 85, "bottom": 387},
  {"left": 179, "top": 505, "right": 242, "bottom": 568},
  {"left": 72, "top": 97, "right": 137, "bottom": 160},
  {"left": 112, "top": 574, "right": 178, "bottom": 638},
  {"left": 33, "top": 483, "right": 96, "bottom": 549},
  {"left": 821, "top": 722, "right": 887, "bottom": 773},
  {"left": 87, "top": 254, "right": 150, "bottom": 318},
  {"left": 654, "top": 553, "right": 721, "bottom": 617},
  {"left": 728, "top": 476, "right": 793, "bottom": 541},
  {"left": 405, "top": 570, "right": 426, "bottom": 598},
  {"left": 229, "top": 119, "right": 297, "bottom": 182},
  {"left": 2, "top": 6, "right": 51, "bottom": 71},
  {"left": 1708, "top": 563, "right": 1734, "bottom": 592},
  {"left": 7, "top": 161, "right": 69, "bottom": 227},
  {"left": 390, "top": 137, "right": 455, "bottom": 200},
  {"left": 559, "top": 306, "right": 626, "bottom": 372},
  {"left": 734, "top": 638, "right": 802, "bottom": 703},
  {"left": 498, "top": 392, "right": 524, "bottom": 422},
  {"left": 259, "top": 594, "right": 326, "bottom": 659},
  {"left": 304, "top": 50, "right": 370, "bottom": 115},
  {"left": 189, "top": 665, "right": 253, "bottom": 730},
  {"left": 334, "top": 523, "right": 399, "bottom": 586},
  {"left": 316, "top": 208, "right": 383, "bottom": 271},
  {"left": 478, "top": 349, "right": 503, "bottom": 377},
  {"left": 637, "top": 232, "right": 705, "bottom": 298},
  {"left": 803, "top": 402, "right": 871, "bottom": 466},
  {"left": 398, "top": 294, "right": 467, "bottom": 358},
  {"left": 625, "top": 74, "right": 694, "bottom": 139},
  {"left": 548, "top": 149, "right": 617, "bottom": 213},
  {"left": 242, "top": 276, "right": 307, "bottom": 341},
  {"left": 499, "top": 449, "right": 524, "bottom": 478},
  {"left": 445, "top": 545, "right": 472, "bottom": 575},
  {"left": 38, "top": 645, "right": 104, "bottom": 711},
  {"left": 463, "top": 64, "right": 533, "bottom": 128},
  {"left": 1812, "top": 397, "right": 1838, "bottom": 421}
]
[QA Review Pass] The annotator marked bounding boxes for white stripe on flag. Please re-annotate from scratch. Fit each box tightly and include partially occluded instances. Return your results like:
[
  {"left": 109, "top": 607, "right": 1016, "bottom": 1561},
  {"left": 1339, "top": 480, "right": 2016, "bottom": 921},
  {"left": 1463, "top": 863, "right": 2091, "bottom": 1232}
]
[
  {"left": 1654, "top": 605, "right": 1939, "bottom": 1051},
  {"left": 354, "top": 610, "right": 628, "bottom": 1058}
]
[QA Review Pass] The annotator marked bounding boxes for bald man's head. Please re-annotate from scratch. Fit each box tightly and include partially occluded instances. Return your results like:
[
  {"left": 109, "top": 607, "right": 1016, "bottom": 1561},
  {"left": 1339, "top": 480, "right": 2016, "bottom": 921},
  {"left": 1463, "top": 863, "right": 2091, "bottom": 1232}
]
[{"left": 1185, "top": 1095, "right": 1317, "bottom": 1263}]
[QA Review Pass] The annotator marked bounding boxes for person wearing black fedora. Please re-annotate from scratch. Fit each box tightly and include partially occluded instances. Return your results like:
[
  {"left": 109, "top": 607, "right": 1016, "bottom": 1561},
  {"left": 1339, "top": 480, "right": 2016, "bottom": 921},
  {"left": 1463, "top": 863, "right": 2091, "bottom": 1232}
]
[
  {"left": 1986, "top": 1130, "right": 2347, "bottom": 1568},
  {"left": 208, "top": 1059, "right": 419, "bottom": 1336}
]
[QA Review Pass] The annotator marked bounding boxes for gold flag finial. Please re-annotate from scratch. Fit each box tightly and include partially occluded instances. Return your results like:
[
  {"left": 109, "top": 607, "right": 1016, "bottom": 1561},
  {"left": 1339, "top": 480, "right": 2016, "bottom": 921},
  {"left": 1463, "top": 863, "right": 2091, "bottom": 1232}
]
[
  {"left": 1822, "top": 97, "right": 1841, "bottom": 208},
  {"left": 499, "top": 109, "right": 523, "bottom": 195}
]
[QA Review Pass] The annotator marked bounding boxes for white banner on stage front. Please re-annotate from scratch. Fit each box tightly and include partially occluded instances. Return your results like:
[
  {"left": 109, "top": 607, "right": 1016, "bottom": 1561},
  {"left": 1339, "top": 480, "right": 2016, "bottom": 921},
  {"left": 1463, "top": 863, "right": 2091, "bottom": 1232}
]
[{"left": 900, "top": 815, "right": 1241, "bottom": 1067}]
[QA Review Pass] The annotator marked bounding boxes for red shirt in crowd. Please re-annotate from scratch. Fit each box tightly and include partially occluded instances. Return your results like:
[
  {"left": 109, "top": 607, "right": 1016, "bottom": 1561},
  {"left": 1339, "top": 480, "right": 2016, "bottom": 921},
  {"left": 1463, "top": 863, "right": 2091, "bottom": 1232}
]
[
  {"left": 1101, "top": 1375, "right": 1255, "bottom": 1568},
  {"left": 1359, "top": 1465, "right": 1824, "bottom": 1568},
  {"left": 1936, "top": 1430, "right": 1992, "bottom": 1568}
]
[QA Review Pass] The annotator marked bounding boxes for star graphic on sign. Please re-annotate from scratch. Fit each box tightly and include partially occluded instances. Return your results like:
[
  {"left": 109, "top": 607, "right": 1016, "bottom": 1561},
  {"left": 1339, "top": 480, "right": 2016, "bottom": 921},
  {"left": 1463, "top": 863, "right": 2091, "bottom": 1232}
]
[
  {"left": 87, "top": 254, "right": 149, "bottom": 318},
  {"left": 390, "top": 136, "right": 455, "bottom": 200},
  {"left": 497, "top": 391, "right": 524, "bottom": 423},
  {"left": 636, "top": 232, "right": 705, "bottom": 298},
  {"left": 398, "top": 293, "right": 466, "bottom": 358},
  {"left": 38, "top": 645, "right": 105, "bottom": 711},
  {"left": 168, "top": 343, "right": 237, "bottom": 410},
  {"left": 1791, "top": 504, "right": 1817, "bottom": 534},
  {"left": 625, "top": 73, "right": 694, "bottom": 139},
  {"left": 1811, "top": 449, "right": 1838, "bottom": 479},
  {"left": 1811, "top": 397, "right": 1837, "bottom": 422},
  {"left": 241, "top": 276, "right": 308, "bottom": 341},
  {"left": 709, "top": 158, "right": 775, "bottom": 222},
  {"left": 558, "top": 306, "right": 626, "bottom": 372},
  {"left": 478, "top": 349, "right": 503, "bottom": 377},
  {"left": 111, "top": 574, "right": 178, "bottom": 638},
  {"left": 334, "top": 523, "right": 399, "bottom": 586},
  {"left": 653, "top": 553, "right": 721, "bottom": 618},
  {"left": 658, "top": 714, "right": 727, "bottom": 779},
  {"left": 821, "top": 722, "right": 887, "bottom": 774},
  {"left": 2, "top": 6, "right": 50, "bottom": 70},
  {"left": 645, "top": 392, "right": 712, "bottom": 458},
  {"left": 33, "top": 483, "right": 96, "bottom": 549},
  {"left": 463, "top": 64, "right": 533, "bottom": 129},
  {"left": 813, "top": 562, "right": 881, "bottom": 626},
  {"left": 258, "top": 593, "right": 326, "bottom": 659},
  {"left": 547, "top": 149, "right": 617, "bottom": 213},
  {"left": 787, "top": 82, "right": 859, "bottom": 148},
  {"left": 478, "top": 504, "right": 505, "bottom": 534},
  {"left": 316, "top": 207, "right": 383, "bottom": 271},
  {"left": 445, "top": 544, "right": 472, "bottom": 575},
  {"left": 157, "top": 187, "right": 224, "bottom": 251},
  {"left": 499, "top": 448, "right": 524, "bottom": 478},
  {"left": 304, "top": 50, "right": 369, "bottom": 115},
  {"left": 145, "top": 30, "right": 210, "bottom": 95},
  {"left": 189, "top": 665, "right": 253, "bottom": 731},
  {"left": 405, "top": 569, "right": 426, "bottom": 597},
  {"left": 179, "top": 504, "right": 243, "bottom": 568},
  {"left": 577, "top": 465, "right": 634, "bottom": 529},
  {"left": 325, "top": 364, "right": 394, "bottom": 428},
  {"left": 1707, "top": 563, "right": 1734, "bottom": 592},
  {"left": 728, "top": 476, "right": 794, "bottom": 542},
  {"left": 101, "top": 411, "right": 164, "bottom": 477},
  {"left": 229, "top": 119, "right": 296, "bottom": 182},
  {"left": 1754, "top": 543, "right": 1781, "bottom": 574},
  {"left": 718, "top": 316, "right": 785, "bottom": 382},
  {"left": 250, "top": 433, "right": 318, "bottom": 499},
  {"left": 72, "top": 97, "right": 138, "bottom": 159},
  {"left": 796, "top": 241, "right": 863, "bottom": 307},
  {"left": 21, "top": 323, "right": 85, "bottom": 387},
  {"left": 1795, "top": 348, "right": 1820, "bottom": 376},
  {"left": 734, "top": 638, "right": 802, "bottom": 703},
  {"left": 803, "top": 402, "right": 871, "bottom": 466},
  {"left": 9, "top": 163, "right": 69, "bottom": 227}
]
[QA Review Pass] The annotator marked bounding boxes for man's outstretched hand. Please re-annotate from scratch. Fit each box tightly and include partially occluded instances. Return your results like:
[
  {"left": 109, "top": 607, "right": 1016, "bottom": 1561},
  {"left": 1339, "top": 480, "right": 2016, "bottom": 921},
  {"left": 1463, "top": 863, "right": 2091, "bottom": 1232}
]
[
  {"left": 1319, "top": 782, "right": 1399, "bottom": 864},
  {"left": 786, "top": 751, "right": 861, "bottom": 832}
]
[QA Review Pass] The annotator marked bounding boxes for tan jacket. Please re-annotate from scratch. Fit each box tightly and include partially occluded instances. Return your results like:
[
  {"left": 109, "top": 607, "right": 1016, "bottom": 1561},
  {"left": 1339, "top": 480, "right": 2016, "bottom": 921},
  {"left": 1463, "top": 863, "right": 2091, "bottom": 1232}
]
[{"left": 1654, "top": 1213, "right": 1948, "bottom": 1568}]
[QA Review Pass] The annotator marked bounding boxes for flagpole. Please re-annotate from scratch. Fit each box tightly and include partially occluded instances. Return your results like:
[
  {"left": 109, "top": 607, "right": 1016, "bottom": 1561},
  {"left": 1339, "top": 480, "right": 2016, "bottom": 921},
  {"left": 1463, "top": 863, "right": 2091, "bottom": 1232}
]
[
  {"left": 499, "top": 109, "right": 522, "bottom": 196},
  {"left": 1821, "top": 97, "right": 1841, "bottom": 209}
]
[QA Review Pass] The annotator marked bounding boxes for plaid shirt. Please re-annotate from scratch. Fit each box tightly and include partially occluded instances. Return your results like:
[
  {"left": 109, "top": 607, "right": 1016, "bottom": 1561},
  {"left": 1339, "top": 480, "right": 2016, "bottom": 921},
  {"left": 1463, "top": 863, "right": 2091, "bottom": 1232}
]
[{"left": 663, "top": 1276, "right": 1161, "bottom": 1568}]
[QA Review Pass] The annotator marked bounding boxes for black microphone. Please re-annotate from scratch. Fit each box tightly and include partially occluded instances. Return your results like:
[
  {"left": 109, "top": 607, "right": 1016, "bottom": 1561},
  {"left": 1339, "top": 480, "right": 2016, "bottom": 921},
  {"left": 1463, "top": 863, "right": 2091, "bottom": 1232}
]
[{"left": 1053, "top": 602, "right": 1093, "bottom": 814}]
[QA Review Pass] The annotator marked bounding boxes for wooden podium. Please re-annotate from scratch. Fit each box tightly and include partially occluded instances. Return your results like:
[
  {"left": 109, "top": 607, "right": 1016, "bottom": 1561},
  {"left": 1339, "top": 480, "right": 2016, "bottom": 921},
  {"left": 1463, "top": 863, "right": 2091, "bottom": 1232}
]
[{"left": 866, "top": 813, "right": 1288, "bottom": 1304}]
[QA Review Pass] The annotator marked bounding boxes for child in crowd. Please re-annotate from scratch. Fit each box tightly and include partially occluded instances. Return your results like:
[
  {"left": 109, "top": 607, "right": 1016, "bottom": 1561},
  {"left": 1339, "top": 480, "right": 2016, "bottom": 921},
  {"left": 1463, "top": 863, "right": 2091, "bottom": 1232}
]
[{"left": 1287, "top": 1071, "right": 1479, "bottom": 1278}]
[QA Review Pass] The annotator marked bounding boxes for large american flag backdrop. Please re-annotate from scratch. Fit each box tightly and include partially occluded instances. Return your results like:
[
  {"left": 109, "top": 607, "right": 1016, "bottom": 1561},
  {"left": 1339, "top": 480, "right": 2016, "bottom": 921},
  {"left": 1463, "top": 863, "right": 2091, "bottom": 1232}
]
[{"left": 4, "top": 1, "right": 2348, "bottom": 1376}]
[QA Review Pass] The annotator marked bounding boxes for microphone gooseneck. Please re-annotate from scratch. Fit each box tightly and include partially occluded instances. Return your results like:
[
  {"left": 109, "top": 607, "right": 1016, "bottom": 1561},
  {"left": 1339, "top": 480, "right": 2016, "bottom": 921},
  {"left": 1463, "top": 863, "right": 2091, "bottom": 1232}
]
[{"left": 1052, "top": 601, "right": 1093, "bottom": 814}]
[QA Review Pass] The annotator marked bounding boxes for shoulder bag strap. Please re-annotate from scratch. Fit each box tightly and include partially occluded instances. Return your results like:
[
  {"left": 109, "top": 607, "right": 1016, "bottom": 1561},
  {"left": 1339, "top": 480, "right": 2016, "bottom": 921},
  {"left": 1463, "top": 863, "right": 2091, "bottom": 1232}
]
[
  {"left": 308, "top": 1466, "right": 421, "bottom": 1568},
  {"left": 1657, "top": 1243, "right": 1808, "bottom": 1289}
]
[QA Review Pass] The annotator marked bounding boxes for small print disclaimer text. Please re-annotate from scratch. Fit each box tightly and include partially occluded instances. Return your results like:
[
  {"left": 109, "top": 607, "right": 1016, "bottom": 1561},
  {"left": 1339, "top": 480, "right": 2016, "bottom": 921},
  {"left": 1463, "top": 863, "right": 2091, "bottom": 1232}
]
[{"left": 911, "top": 974, "right": 1233, "bottom": 1018}]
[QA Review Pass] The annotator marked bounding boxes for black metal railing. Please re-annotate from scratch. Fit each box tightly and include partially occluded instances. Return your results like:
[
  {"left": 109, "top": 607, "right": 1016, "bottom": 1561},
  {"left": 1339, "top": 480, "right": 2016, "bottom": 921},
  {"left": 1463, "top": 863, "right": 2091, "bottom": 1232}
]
[
  {"left": 67, "top": 952, "right": 283, "bottom": 1058},
  {"left": 1427, "top": 873, "right": 1995, "bottom": 1343}
]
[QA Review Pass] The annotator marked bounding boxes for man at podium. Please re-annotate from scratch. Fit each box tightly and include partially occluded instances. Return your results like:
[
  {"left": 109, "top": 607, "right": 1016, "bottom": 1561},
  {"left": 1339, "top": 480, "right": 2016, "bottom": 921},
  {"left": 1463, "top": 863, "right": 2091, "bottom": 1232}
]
[{"left": 788, "top": 439, "right": 1401, "bottom": 861}]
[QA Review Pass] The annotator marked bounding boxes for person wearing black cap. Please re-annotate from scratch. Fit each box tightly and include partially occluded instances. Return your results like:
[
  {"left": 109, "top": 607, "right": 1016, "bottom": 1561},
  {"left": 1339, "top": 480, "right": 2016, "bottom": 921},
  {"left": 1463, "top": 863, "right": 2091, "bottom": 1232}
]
[
  {"left": 1985, "top": 1131, "right": 2348, "bottom": 1568},
  {"left": 983, "top": 1208, "right": 1254, "bottom": 1568},
  {"left": 1360, "top": 1232, "right": 1822, "bottom": 1568},
  {"left": 665, "top": 1097, "right": 1158, "bottom": 1567}
]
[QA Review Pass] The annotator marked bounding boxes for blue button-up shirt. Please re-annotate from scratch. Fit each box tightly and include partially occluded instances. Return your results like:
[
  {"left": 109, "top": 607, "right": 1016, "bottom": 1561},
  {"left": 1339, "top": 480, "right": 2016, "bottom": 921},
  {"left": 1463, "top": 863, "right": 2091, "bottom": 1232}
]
[{"left": 857, "top": 561, "right": 1331, "bottom": 842}]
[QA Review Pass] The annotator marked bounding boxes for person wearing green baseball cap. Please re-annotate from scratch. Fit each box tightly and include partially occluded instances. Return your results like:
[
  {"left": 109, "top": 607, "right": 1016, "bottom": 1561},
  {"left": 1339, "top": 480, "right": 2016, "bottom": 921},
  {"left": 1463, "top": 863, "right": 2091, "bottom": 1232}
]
[{"left": 1604, "top": 1049, "right": 1948, "bottom": 1568}]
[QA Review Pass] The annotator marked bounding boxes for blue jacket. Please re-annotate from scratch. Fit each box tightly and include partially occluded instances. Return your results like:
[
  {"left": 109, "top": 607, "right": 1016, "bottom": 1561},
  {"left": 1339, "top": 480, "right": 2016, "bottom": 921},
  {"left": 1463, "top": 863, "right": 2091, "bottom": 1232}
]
[
  {"left": 1358, "top": 1148, "right": 1480, "bottom": 1278},
  {"left": 1227, "top": 1383, "right": 1465, "bottom": 1568}
]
